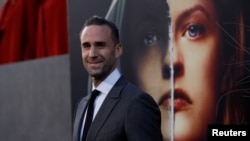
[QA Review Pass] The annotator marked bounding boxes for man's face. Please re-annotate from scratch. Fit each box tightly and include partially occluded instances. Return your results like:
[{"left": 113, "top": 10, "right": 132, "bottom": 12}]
[{"left": 80, "top": 25, "right": 122, "bottom": 84}]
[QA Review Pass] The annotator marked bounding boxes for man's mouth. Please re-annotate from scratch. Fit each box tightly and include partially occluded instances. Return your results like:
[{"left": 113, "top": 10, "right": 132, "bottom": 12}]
[{"left": 87, "top": 58, "right": 103, "bottom": 67}]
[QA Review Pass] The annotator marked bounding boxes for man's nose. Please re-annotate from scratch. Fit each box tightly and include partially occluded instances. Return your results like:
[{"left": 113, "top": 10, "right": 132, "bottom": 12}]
[{"left": 89, "top": 47, "right": 97, "bottom": 57}]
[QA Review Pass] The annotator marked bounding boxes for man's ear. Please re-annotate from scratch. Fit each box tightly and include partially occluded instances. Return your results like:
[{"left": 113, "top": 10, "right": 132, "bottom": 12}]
[{"left": 115, "top": 43, "right": 123, "bottom": 58}]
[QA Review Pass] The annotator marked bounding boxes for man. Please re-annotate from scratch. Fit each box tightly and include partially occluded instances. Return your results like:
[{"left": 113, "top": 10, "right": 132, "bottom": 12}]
[{"left": 73, "top": 16, "right": 163, "bottom": 141}]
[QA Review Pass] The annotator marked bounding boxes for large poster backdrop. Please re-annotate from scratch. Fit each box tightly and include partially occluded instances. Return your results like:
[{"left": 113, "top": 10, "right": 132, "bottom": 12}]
[{"left": 70, "top": 0, "right": 250, "bottom": 140}]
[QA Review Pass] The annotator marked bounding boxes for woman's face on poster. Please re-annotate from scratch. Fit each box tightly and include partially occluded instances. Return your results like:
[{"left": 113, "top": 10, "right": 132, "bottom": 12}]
[{"left": 167, "top": 0, "right": 224, "bottom": 140}]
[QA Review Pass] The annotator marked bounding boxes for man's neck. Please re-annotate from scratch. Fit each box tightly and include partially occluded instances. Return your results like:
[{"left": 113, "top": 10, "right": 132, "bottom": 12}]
[{"left": 92, "top": 68, "right": 118, "bottom": 87}]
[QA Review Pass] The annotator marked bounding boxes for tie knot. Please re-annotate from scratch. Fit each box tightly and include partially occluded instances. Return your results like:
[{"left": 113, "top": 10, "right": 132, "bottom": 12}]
[{"left": 92, "top": 89, "right": 100, "bottom": 97}]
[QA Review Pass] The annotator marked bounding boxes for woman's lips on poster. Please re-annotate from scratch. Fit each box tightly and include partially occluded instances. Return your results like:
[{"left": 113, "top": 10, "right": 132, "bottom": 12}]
[
  {"left": 173, "top": 89, "right": 192, "bottom": 112},
  {"left": 158, "top": 89, "right": 192, "bottom": 112}
]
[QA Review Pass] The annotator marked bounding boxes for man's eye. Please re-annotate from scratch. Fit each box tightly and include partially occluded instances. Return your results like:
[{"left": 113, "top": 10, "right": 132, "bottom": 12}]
[
  {"left": 144, "top": 33, "right": 158, "bottom": 46},
  {"left": 184, "top": 24, "right": 205, "bottom": 38},
  {"left": 95, "top": 42, "right": 106, "bottom": 48},
  {"left": 82, "top": 44, "right": 90, "bottom": 49}
]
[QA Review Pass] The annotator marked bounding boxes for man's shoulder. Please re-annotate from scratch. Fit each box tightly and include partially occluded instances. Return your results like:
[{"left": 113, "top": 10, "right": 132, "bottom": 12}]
[
  {"left": 115, "top": 75, "right": 154, "bottom": 99},
  {"left": 122, "top": 80, "right": 153, "bottom": 99}
]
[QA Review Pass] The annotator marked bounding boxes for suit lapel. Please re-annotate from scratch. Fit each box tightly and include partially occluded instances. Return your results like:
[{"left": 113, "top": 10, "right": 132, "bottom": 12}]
[
  {"left": 73, "top": 95, "right": 91, "bottom": 141},
  {"left": 87, "top": 76, "right": 127, "bottom": 140}
]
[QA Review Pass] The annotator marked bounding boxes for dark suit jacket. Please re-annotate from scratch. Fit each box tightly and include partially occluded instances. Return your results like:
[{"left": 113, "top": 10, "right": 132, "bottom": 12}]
[{"left": 73, "top": 76, "right": 163, "bottom": 141}]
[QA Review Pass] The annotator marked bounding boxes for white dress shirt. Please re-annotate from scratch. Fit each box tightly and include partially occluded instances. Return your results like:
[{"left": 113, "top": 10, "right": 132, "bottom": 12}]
[
  {"left": 80, "top": 68, "right": 121, "bottom": 140},
  {"left": 92, "top": 68, "right": 121, "bottom": 118}
]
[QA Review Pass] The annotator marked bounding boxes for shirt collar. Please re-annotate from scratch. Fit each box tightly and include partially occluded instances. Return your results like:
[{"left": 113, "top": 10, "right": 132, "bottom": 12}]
[{"left": 92, "top": 68, "right": 121, "bottom": 94}]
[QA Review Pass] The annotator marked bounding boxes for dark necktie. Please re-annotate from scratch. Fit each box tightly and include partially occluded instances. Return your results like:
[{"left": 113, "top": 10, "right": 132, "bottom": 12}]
[{"left": 82, "top": 90, "right": 100, "bottom": 141}]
